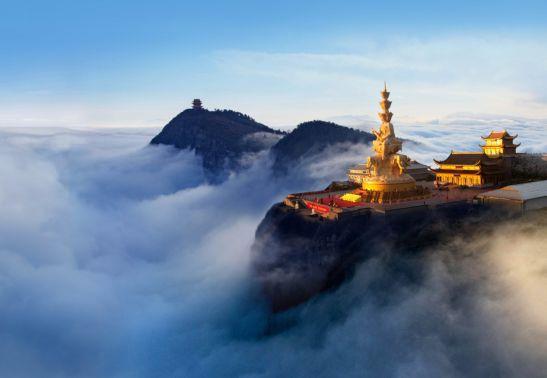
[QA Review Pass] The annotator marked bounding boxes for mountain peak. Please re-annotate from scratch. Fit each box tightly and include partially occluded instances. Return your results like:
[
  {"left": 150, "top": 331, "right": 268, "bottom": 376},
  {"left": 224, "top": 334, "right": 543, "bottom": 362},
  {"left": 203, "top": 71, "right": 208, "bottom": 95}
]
[
  {"left": 270, "top": 120, "right": 374, "bottom": 174},
  {"left": 150, "top": 105, "right": 283, "bottom": 181}
]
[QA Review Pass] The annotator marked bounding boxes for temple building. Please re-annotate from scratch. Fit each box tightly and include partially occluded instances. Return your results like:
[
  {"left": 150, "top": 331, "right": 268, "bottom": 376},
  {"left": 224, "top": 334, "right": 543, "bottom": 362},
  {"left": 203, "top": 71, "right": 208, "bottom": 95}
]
[
  {"left": 433, "top": 130, "right": 519, "bottom": 187},
  {"left": 481, "top": 130, "right": 520, "bottom": 157},
  {"left": 280, "top": 83, "right": 544, "bottom": 221}
]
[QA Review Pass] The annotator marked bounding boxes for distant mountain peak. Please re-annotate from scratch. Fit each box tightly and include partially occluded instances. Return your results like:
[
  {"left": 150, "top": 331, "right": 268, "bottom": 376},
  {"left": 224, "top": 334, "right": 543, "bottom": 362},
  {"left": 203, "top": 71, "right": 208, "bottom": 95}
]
[
  {"left": 150, "top": 103, "right": 283, "bottom": 182},
  {"left": 270, "top": 120, "right": 374, "bottom": 174}
]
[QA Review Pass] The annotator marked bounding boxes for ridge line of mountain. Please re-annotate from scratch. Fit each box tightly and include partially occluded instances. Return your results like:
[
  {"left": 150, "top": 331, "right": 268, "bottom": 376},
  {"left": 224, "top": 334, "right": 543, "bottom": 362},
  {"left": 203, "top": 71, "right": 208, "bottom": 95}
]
[{"left": 150, "top": 105, "right": 374, "bottom": 181}]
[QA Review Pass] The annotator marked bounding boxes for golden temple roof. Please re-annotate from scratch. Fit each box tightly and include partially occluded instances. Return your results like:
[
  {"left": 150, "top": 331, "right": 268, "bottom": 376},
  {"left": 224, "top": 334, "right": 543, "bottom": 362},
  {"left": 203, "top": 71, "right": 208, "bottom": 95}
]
[
  {"left": 433, "top": 151, "right": 502, "bottom": 166},
  {"left": 481, "top": 130, "right": 518, "bottom": 140}
]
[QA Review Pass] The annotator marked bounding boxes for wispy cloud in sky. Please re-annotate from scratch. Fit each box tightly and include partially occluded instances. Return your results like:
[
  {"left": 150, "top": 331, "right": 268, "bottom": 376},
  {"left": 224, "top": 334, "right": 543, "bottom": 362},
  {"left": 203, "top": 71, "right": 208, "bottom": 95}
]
[
  {"left": 213, "top": 33, "right": 547, "bottom": 125},
  {"left": 2, "top": 0, "right": 547, "bottom": 128}
]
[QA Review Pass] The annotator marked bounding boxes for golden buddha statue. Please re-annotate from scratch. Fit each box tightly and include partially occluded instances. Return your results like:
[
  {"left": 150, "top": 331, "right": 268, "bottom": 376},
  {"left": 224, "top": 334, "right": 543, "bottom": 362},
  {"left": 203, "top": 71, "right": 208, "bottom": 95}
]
[{"left": 363, "top": 84, "right": 417, "bottom": 195}]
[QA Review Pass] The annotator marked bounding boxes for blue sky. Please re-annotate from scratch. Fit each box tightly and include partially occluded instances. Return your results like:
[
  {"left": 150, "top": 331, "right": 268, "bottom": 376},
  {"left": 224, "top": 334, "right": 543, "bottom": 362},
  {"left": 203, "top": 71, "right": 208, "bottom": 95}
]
[{"left": 1, "top": 0, "right": 547, "bottom": 127}]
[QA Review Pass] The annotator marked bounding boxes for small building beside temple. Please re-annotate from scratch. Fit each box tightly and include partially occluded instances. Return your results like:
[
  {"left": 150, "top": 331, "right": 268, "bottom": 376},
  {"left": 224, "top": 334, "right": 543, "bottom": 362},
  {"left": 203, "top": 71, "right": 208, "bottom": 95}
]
[
  {"left": 347, "top": 160, "right": 433, "bottom": 183},
  {"left": 476, "top": 180, "right": 547, "bottom": 213},
  {"left": 432, "top": 130, "right": 519, "bottom": 187},
  {"left": 347, "top": 163, "right": 368, "bottom": 183}
]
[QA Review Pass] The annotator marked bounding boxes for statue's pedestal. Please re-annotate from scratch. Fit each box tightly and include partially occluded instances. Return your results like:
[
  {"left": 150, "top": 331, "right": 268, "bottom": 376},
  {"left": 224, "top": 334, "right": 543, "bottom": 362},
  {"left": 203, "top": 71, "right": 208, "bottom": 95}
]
[
  {"left": 361, "top": 174, "right": 428, "bottom": 204},
  {"left": 362, "top": 174, "right": 416, "bottom": 192}
]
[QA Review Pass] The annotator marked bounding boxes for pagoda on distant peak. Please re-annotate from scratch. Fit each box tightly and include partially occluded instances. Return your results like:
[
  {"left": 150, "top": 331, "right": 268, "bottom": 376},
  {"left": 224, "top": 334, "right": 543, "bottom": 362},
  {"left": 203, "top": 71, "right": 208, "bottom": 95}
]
[{"left": 192, "top": 99, "right": 203, "bottom": 110}]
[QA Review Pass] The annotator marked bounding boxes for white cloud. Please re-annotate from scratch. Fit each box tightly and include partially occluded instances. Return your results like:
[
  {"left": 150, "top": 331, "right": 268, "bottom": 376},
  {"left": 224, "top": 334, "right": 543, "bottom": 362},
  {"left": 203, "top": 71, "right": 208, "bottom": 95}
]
[{"left": 0, "top": 123, "right": 545, "bottom": 377}]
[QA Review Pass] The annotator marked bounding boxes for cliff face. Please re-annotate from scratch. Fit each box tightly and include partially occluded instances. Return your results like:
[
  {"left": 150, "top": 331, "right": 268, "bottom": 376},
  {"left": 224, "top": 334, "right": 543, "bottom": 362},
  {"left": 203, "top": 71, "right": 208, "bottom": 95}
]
[
  {"left": 270, "top": 121, "right": 374, "bottom": 174},
  {"left": 150, "top": 108, "right": 283, "bottom": 181},
  {"left": 251, "top": 204, "right": 383, "bottom": 311},
  {"left": 251, "top": 201, "right": 504, "bottom": 312}
]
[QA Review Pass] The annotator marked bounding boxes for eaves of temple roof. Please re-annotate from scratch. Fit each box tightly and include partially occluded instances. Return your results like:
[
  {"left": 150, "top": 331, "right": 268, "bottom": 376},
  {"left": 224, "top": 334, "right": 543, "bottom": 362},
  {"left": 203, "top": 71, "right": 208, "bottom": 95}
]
[{"left": 481, "top": 130, "right": 518, "bottom": 140}]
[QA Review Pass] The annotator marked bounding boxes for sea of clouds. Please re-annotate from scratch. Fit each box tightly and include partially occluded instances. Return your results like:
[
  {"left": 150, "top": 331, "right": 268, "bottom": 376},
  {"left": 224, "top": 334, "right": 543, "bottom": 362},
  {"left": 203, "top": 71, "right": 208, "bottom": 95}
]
[{"left": 0, "top": 117, "right": 546, "bottom": 377}]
